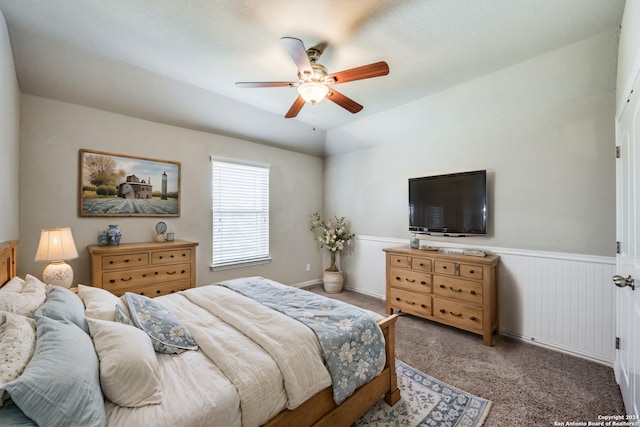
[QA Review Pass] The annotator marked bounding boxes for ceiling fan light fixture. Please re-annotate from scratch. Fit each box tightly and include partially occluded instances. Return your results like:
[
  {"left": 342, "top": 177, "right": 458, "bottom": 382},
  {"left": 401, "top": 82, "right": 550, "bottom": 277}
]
[{"left": 297, "top": 81, "right": 329, "bottom": 104}]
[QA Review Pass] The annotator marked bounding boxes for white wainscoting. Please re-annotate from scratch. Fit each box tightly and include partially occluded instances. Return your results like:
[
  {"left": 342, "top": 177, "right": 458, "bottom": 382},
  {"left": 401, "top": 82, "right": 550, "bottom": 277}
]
[{"left": 340, "top": 236, "right": 617, "bottom": 366}]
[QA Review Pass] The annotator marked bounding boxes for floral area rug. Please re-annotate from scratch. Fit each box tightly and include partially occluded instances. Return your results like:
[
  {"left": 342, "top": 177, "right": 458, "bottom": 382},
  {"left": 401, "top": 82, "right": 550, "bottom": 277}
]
[{"left": 354, "top": 360, "right": 492, "bottom": 427}]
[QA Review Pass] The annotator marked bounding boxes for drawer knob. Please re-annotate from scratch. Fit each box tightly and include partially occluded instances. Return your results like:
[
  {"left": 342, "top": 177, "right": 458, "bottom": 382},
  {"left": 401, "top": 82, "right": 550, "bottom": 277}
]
[
  {"left": 420, "top": 304, "right": 427, "bottom": 308},
  {"left": 470, "top": 316, "right": 477, "bottom": 321},
  {"left": 420, "top": 281, "right": 426, "bottom": 285},
  {"left": 124, "top": 258, "right": 130, "bottom": 263},
  {"left": 442, "top": 266, "right": 447, "bottom": 269},
  {"left": 439, "top": 284, "right": 446, "bottom": 289},
  {"left": 156, "top": 290, "right": 161, "bottom": 294},
  {"left": 439, "top": 309, "right": 446, "bottom": 314},
  {"left": 109, "top": 261, "right": 114, "bottom": 264},
  {"left": 469, "top": 270, "right": 475, "bottom": 274},
  {"left": 170, "top": 255, "right": 175, "bottom": 258},
  {"left": 395, "top": 276, "right": 401, "bottom": 281},
  {"left": 450, "top": 287, "right": 462, "bottom": 293},
  {"left": 395, "top": 297, "right": 401, "bottom": 302},
  {"left": 181, "top": 270, "right": 186, "bottom": 274},
  {"left": 142, "top": 274, "right": 147, "bottom": 277},
  {"left": 470, "top": 290, "right": 477, "bottom": 295}
]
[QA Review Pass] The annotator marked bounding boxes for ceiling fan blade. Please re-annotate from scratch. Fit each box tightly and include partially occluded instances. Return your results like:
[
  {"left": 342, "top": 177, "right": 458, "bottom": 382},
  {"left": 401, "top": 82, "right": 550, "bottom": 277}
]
[
  {"left": 236, "top": 81, "right": 297, "bottom": 88},
  {"left": 328, "top": 61, "right": 389, "bottom": 84},
  {"left": 281, "top": 37, "right": 313, "bottom": 76},
  {"left": 326, "top": 89, "right": 363, "bottom": 114},
  {"left": 285, "top": 95, "right": 306, "bottom": 118}
]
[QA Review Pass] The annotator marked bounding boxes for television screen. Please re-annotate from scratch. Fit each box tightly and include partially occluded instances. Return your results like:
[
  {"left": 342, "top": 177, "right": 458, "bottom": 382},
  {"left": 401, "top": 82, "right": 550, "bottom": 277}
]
[{"left": 409, "top": 170, "right": 487, "bottom": 236}]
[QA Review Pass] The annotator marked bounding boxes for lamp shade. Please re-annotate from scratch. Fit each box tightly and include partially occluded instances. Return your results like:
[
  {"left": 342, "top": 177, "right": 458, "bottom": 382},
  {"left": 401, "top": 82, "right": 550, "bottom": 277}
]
[
  {"left": 297, "top": 81, "right": 329, "bottom": 104},
  {"left": 35, "top": 228, "right": 79, "bottom": 262}
]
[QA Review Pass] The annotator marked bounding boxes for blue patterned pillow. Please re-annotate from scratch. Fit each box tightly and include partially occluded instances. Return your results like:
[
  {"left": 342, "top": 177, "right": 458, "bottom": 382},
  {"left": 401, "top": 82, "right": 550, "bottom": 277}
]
[{"left": 123, "top": 293, "right": 198, "bottom": 354}]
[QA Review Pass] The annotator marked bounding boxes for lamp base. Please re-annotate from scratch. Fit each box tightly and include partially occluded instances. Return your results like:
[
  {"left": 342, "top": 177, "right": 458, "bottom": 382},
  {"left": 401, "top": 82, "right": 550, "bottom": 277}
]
[{"left": 43, "top": 261, "right": 73, "bottom": 288}]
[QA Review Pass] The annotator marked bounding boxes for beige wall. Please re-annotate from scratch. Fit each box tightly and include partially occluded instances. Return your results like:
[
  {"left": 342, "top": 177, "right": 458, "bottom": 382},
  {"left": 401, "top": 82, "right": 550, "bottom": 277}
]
[
  {"left": 18, "top": 95, "right": 324, "bottom": 287},
  {"left": 0, "top": 11, "right": 19, "bottom": 242},
  {"left": 324, "top": 31, "right": 618, "bottom": 257}
]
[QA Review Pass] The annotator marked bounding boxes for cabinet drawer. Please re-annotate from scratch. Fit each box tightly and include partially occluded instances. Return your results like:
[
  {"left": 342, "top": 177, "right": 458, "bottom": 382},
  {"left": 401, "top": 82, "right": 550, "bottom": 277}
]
[
  {"left": 434, "top": 260, "right": 456, "bottom": 276},
  {"left": 433, "top": 276, "right": 482, "bottom": 304},
  {"left": 103, "top": 263, "right": 191, "bottom": 292},
  {"left": 152, "top": 249, "right": 192, "bottom": 265},
  {"left": 460, "top": 264, "right": 483, "bottom": 280},
  {"left": 102, "top": 253, "right": 149, "bottom": 270},
  {"left": 389, "top": 255, "right": 409, "bottom": 268},
  {"left": 389, "top": 288, "right": 431, "bottom": 317},
  {"left": 390, "top": 268, "right": 431, "bottom": 293},
  {"left": 115, "top": 280, "right": 193, "bottom": 298},
  {"left": 411, "top": 257, "right": 432, "bottom": 272},
  {"left": 433, "top": 298, "right": 482, "bottom": 331}
]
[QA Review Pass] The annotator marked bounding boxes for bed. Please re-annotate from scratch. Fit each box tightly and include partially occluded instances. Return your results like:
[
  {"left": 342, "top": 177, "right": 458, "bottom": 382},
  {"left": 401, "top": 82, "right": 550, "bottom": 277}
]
[{"left": 0, "top": 240, "right": 400, "bottom": 427}]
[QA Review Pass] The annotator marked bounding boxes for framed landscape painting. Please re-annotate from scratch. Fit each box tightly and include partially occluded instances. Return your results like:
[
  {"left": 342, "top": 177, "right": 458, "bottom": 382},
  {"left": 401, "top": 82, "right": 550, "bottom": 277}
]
[{"left": 79, "top": 149, "right": 181, "bottom": 217}]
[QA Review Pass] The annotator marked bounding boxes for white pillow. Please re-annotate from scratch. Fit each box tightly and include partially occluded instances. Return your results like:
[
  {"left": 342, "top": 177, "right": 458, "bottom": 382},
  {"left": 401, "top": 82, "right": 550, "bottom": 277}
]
[
  {"left": 0, "top": 276, "right": 47, "bottom": 318},
  {"left": 87, "top": 318, "right": 163, "bottom": 407},
  {"left": 0, "top": 310, "right": 36, "bottom": 405},
  {"left": 0, "top": 276, "right": 25, "bottom": 293},
  {"left": 78, "top": 285, "right": 129, "bottom": 321},
  {"left": 24, "top": 274, "right": 50, "bottom": 295}
]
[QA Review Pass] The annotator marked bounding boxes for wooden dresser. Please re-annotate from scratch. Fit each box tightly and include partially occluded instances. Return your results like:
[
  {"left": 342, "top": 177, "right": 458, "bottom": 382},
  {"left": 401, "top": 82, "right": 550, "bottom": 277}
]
[
  {"left": 88, "top": 240, "right": 198, "bottom": 297},
  {"left": 384, "top": 246, "right": 499, "bottom": 346}
]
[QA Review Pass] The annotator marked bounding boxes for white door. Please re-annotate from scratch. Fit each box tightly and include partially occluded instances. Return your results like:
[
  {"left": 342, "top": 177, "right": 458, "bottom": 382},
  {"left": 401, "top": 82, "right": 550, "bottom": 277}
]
[{"left": 616, "top": 75, "right": 640, "bottom": 417}]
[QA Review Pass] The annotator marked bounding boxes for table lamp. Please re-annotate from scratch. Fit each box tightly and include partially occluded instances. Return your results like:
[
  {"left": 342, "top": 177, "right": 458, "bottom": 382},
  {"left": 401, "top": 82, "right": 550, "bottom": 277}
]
[{"left": 35, "top": 227, "right": 79, "bottom": 288}]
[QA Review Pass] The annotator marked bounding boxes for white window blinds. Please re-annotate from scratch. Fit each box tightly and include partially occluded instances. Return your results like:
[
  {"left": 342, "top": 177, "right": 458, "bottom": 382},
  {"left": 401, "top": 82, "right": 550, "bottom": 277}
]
[{"left": 211, "top": 158, "right": 270, "bottom": 269}]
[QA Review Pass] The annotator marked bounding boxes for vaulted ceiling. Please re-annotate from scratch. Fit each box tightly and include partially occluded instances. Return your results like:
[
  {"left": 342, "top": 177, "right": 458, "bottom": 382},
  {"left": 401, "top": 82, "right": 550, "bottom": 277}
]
[{"left": 0, "top": 0, "right": 625, "bottom": 156}]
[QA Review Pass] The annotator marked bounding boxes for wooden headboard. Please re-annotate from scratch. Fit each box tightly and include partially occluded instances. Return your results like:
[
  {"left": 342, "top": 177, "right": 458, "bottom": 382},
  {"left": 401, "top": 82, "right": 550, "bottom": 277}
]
[{"left": 0, "top": 240, "right": 18, "bottom": 287}]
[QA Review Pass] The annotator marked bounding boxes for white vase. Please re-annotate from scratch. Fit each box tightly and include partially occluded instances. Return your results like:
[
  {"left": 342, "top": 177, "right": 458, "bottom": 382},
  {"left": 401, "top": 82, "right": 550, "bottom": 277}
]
[{"left": 323, "top": 271, "right": 344, "bottom": 293}]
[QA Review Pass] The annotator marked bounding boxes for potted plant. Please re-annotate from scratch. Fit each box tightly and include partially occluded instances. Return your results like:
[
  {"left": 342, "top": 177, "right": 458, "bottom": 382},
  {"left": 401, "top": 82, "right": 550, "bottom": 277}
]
[{"left": 310, "top": 212, "right": 355, "bottom": 293}]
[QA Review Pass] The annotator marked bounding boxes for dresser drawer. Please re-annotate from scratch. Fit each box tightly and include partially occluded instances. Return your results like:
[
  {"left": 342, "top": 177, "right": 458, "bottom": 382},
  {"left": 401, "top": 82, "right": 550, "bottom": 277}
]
[
  {"left": 460, "top": 263, "right": 483, "bottom": 280},
  {"left": 389, "top": 268, "right": 431, "bottom": 293},
  {"left": 389, "top": 288, "right": 431, "bottom": 317},
  {"left": 151, "top": 249, "right": 192, "bottom": 265},
  {"left": 433, "top": 276, "right": 482, "bottom": 304},
  {"left": 117, "top": 280, "right": 193, "bottom": 298},
  {"left": 102, "top": 253, "right": 149, "bottom": 270},
  {"left": 411, "top": 257, "right": 432, "bottom": 272},
  {"left": 434, "top": 260, "right": 456, "bottom": 276},
  {"left": 389, "top": 255, "right": 409, "bottom": 268},
  {"left": 103, "top": 263, "right": 191, "bottom": 292},
  {"left": 433, "top": 298, "right": 482, "bottom": 331}
]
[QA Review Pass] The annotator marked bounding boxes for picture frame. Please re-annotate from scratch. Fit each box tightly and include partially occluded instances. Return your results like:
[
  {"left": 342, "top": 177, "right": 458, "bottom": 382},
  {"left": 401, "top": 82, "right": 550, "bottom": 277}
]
[{"left": 79, "top": 149, "right": 181, "bottom": 217}]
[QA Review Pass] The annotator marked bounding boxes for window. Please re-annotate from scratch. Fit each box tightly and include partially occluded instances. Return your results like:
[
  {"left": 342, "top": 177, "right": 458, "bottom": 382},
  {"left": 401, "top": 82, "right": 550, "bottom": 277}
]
[{"left": 211, "top": 157, "right": 270, "bottom": 269}]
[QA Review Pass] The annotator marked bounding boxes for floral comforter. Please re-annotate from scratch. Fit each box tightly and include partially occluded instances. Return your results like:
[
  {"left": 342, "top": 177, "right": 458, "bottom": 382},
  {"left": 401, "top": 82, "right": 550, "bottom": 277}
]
[{"left": 222, "top": 277, "right": 386, "bottom": 404}]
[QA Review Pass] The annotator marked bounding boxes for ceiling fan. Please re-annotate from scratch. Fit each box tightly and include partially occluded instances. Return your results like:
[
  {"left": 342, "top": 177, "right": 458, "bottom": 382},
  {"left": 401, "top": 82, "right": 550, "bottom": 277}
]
[{"left": 236, "top": 37, "right": 389, "bottom": 119}]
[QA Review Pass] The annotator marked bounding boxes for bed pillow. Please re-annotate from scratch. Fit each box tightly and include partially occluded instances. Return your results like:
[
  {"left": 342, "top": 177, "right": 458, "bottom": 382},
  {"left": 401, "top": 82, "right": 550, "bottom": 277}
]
[
  {"left": 123, "top": 293, "right": 198, "bottom": 354},
  {"left": 78, "top": 284, "right": 129, "bottom": 321},
  {"left": 0, "top": 276, "right": 25, "bottom": 293},
  {"left": 35, "top": 286, "right": 89, "bottom": 334},
  {"left": 0, "top": 311, "right": 36, "bottom": 406},
  {"left": 87, "top": 318, "right": 163, "bottom": 407},
  {"left": 3, "top": 316, "right": 105, "bottom": 427},
  {"left": 0, "top": 276, "right": 47, "bottom": 318}
]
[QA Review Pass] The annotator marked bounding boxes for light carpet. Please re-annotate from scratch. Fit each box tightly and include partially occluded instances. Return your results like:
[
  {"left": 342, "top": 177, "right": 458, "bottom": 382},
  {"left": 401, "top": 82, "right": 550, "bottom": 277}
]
[{"left": 354, "top": 360, "right": 492, "bottom": 427}]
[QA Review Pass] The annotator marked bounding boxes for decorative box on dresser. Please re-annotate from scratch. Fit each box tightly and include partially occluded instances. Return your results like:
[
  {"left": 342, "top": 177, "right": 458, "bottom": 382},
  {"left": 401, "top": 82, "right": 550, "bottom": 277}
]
[
  {"left": 88, "top": 240, "right": 198, "bottom": 297},
  {"left": 383, "top": 246, "right": 500, "bottom": 346}
]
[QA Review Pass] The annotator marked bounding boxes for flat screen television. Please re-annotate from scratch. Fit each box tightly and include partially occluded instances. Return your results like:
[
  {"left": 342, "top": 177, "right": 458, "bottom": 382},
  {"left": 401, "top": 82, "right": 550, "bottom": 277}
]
[{"left": 408, "top": 170, "right": 487, "bottom": 236}]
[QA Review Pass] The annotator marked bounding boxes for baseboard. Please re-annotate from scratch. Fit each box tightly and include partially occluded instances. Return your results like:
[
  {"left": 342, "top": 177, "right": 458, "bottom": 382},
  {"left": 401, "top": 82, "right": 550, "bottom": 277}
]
[{"left": 495, "top": 330, "right": 613, "bottom": 367}]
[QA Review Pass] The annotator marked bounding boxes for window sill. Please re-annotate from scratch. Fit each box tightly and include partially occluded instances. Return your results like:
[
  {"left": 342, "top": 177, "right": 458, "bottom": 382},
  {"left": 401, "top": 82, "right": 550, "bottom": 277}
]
[{"left": 210, "top": 257, "right": 272, "bottom": 271}]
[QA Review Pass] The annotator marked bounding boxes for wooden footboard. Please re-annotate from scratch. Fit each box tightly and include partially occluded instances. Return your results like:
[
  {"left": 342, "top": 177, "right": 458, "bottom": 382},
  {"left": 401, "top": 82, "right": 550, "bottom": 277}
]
[{"left": 264, "top": 313, "right": 400, "bottom": 427}]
